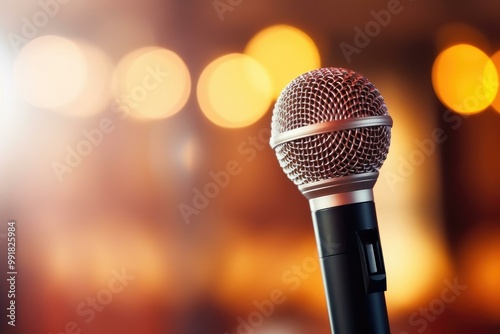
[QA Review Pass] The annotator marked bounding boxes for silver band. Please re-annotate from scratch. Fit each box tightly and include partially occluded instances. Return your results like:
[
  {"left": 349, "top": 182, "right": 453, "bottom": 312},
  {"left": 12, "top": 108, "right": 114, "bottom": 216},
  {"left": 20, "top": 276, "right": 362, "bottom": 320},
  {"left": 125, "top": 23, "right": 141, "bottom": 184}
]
[
  {"left": 298, "top": 172, "right": 379, "bottom": 211},
  {"left": 269, "top": 115, "right": 393, "bottom": 148},
  {"left": 308, "top": 189, "right": 374, "bottom": 211}
]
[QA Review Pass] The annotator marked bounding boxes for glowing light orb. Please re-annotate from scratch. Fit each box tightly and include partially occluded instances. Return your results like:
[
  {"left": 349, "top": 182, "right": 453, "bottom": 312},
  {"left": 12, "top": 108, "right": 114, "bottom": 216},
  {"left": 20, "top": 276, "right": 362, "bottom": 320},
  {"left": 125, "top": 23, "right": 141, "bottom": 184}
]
[
  {"left": 245, "top": 25, "right": 321, "bottom": 98},
  {"left": 197, "top": 53, "right": 272, "bottom": 128},
  {"left": 432, "top": 44, "right": 498, "bottom": 115},
  {"left": 113, "top": 47, "right": 191, "bottom": 120},
  {"left": 14, "top": 35, "right": 87, "bottom": 109}
]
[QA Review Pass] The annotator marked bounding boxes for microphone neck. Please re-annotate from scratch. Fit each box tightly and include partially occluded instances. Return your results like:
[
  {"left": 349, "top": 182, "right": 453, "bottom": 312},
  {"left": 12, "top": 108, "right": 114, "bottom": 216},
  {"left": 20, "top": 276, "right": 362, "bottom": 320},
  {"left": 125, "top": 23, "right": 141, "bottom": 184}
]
[{"left": 299, "top": 172, "right": 379, "bottom": 211}]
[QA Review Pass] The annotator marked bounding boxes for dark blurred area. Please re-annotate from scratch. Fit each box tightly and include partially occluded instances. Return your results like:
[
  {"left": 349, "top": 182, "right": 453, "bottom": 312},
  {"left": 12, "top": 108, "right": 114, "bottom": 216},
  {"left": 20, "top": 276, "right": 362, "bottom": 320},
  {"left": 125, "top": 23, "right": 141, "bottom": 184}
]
[{"left": 0, "top": 0, "right": 499, "bottom": 333}]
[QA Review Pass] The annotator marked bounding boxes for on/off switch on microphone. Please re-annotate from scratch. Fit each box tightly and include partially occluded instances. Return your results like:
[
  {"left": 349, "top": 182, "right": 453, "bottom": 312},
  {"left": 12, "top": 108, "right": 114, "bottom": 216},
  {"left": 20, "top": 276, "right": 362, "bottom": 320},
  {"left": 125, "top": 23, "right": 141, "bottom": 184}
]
[{"left": 357, "top": 228, "right": 386, "bottom": 294}]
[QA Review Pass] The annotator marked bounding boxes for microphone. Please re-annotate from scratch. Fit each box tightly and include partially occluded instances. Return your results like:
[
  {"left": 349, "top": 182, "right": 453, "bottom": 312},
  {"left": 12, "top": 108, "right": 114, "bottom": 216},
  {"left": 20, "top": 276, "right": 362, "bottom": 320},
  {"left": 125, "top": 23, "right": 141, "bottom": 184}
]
[{"left": 269, "top": 68, "right": 393, "bottom": 334}]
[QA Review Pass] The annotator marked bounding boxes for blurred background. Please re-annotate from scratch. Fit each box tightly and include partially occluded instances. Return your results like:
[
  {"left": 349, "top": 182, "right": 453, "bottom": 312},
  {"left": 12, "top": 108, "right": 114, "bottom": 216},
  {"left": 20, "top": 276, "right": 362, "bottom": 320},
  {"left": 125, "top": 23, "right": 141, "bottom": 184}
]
[{"left": 0, "top": 0, "right": 499, "bottom": 333}]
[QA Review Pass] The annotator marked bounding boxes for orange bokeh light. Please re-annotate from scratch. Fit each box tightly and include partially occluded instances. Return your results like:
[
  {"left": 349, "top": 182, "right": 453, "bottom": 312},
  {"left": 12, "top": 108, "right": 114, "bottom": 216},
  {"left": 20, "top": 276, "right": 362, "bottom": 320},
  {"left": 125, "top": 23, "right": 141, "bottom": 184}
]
[
  {"left": 197, "top": 53, "right": 272, "bottom": 128},
  {"left": 432, "top": 43, "right": 498, "bottom": 115}
]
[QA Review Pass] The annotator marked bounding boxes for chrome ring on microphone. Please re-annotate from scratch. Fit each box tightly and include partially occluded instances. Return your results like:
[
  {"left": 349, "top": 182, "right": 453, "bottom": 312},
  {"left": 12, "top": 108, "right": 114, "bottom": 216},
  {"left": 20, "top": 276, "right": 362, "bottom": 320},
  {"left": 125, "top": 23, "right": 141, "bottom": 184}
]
[
  {"left": 299, "top": 172, "right": 379, "bottom": 211},
  {"left": 269, "top": 115, "right": 393, "bottom": 149}
]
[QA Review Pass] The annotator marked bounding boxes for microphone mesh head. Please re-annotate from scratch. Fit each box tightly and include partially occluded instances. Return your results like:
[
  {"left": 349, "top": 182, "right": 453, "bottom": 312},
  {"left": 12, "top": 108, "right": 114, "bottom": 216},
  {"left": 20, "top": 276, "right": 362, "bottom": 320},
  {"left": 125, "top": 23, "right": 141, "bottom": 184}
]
[{"left": 271, "top": 68, "right": 391, "bottom": 186}]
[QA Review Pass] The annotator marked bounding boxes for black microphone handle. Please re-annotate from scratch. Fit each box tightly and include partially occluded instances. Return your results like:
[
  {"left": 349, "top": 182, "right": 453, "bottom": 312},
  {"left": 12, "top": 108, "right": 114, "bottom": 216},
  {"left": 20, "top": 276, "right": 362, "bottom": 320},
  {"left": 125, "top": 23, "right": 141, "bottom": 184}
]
[{"left": 312, "top": 201, "right": 390, "bottom": 334}]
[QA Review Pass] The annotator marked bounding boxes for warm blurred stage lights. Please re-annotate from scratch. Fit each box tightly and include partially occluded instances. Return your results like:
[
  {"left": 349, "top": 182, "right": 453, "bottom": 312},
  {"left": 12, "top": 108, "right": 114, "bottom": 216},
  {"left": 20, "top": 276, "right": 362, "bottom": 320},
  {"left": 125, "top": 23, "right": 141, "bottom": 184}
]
[
  {"left": 197, "top": 24, "right": 319, "bottom": 129},
  {"left": 53, "top": 40, "right": 114, "bottom": 117},
  {"left": 245, "top": 24, "right": 321, "bottom": 98},
  {"left": 113, "top": 47, "right": 191, "bottom": 120},
  {"left": 197, "top": 53, "right": 272, "bottom": 128},
  {"left": 0, "top": 71, "right": 2, "bottom": 111},
  {"left": 0, "top": 51, "right": 4, "bottom": 112},
  {"left": 180, "top": 136, "right": 198, "bottom": 172},
  {"left": 44, "top": 215, "right": 172, "bottom": 299},
  {"left": 490, "top": 50, "right": 500, "bottom": 113},
  {"left": 432, "top": 43, "right": 498, "bottom": 115},
  {"left": 372, "top": 76, "right": 452, "bottom": 313},
  {"left": 460, "top": 226, "right": 500, "bottom": 320},
  {"left": 14, "top": 35, "right": 87, "bottom": 109}
]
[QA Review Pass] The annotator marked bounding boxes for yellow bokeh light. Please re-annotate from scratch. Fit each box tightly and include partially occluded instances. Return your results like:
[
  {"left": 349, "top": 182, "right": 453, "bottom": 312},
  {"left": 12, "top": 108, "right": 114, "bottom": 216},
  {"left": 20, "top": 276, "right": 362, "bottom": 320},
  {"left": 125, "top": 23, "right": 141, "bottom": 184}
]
[
  {"left": 490, "top": 50, "right": 500, "bottom": 113},
  {"left": 54, "top": 40, "right": 113, "bottom": 117},
  {"left": 245, "top": 24, "right": 321, "bottom": 98},
  {"left": 14, "top": 35, "right": 88, "bottom": 109},
  {"left": 197, "top": 53, "right": 272, "bottom": 128},
  {"left": 432, "top": 44, "right": 498, "bottom": 115},
  {"left": 113, "top": 47, "right": 191, "bottom": 120}
]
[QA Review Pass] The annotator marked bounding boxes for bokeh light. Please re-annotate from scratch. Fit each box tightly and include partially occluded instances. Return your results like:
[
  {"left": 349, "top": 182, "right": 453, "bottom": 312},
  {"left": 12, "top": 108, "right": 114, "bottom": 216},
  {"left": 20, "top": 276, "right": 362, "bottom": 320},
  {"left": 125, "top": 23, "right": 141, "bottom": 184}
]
[
  {"left": 460, "top": 225, "right": 500, "bottom": 320},
  {"left": 197, "top": 53, "right": 272, "bottom": 128},
  {"left": 490, "top": 50, "right": 500, "bottom": 113},
  {"left": 53, "top": 40, "right": 114, "bottom": 117},
  {"left": 432, "top": 43, "right": 498, "bottom": 115},
  {"left": 3, "top": 1, "right": 500, "bottom": 333},
  {"left": 14, "top": 35, "right": 88, "bottom": 109},
  {"left": 245, "top": 25, "right": 321, "bottom": 98},
  {"left": 113, "top": 47, "right": 191, "bottom": 120}
]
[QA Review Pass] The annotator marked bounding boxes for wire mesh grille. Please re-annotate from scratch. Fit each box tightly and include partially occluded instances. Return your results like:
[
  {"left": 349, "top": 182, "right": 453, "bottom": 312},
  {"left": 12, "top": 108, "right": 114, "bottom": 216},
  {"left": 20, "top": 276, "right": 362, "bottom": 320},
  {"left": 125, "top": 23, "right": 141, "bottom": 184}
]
[{"left": 271, "top": 68, "right": 391, "bottom": 186}]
